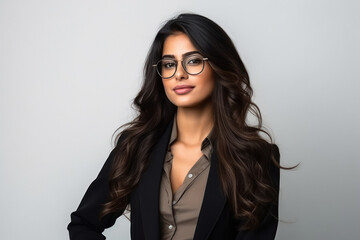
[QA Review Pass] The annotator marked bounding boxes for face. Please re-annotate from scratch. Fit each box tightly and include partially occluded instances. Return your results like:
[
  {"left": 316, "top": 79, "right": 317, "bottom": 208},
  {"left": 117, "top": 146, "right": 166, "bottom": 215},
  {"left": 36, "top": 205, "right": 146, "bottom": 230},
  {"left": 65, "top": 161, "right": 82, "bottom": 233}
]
[{"left": 161, "top": 33, "right": 215, "bottom": 109}]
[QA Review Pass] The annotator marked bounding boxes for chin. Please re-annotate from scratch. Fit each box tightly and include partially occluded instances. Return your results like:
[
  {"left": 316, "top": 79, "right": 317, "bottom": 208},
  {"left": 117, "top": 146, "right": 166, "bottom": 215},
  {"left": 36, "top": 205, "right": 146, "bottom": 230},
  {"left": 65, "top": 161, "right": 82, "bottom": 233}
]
[
  {"left": 166, "top": 93, "right": 213, "bottom": 109},
  {"left": 172, "top": 99, "right": 212, "bottom": 109},
  {"left": 173, "top": 102, "right": 196, "bottom": 108}
]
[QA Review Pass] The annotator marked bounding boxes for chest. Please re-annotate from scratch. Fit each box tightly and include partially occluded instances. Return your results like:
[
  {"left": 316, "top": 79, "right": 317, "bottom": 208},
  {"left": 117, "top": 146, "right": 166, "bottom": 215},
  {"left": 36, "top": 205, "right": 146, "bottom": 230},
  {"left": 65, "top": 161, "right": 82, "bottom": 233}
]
[{"left": 169, "top": 142, "right": 203, "bottom": 193}]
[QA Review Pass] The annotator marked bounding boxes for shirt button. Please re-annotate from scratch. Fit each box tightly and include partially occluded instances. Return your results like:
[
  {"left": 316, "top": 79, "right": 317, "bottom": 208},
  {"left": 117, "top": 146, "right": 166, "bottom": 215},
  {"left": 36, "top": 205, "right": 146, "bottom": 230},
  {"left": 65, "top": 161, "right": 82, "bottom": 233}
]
[
  {"left": 172, "top": 200, "right": 176, "bottom": 205},
  {"left": 168, "top": 225, "right": 173, "bottom": 230},
  {"left": 188, "top": 173, "right": 193, "bottom": 178}
]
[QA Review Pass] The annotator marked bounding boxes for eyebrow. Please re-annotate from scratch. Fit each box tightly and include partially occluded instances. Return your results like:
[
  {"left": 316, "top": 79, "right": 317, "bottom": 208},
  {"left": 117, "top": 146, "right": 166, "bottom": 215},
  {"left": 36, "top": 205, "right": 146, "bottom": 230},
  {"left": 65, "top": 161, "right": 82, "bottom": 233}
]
[{"left": 162, "top": 51, "right": 201, "bottom": 59}]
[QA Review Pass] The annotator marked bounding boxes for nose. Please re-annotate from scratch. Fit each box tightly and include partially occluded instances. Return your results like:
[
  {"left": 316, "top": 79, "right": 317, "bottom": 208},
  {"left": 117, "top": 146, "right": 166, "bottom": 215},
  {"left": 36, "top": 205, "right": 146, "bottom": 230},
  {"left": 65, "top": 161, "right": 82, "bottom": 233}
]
[{"left": 175, "top": 61, "right": 188, "bottom": 81}]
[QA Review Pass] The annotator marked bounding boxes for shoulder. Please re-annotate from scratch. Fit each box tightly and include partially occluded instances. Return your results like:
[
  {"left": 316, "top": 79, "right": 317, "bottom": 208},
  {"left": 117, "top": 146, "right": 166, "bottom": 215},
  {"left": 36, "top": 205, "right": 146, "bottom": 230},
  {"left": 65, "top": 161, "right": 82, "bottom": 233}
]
[
  {"left": 270, "top": 144, "right": 280, "bottom": 163},
  {"left": 268, "top": 143, "right": 280, "bottom": 187}
]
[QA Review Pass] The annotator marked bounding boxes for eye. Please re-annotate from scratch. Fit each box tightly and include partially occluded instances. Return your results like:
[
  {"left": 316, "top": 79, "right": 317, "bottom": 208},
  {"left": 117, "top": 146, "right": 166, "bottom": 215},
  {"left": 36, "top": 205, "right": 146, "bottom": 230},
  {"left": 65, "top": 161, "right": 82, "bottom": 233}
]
[
  {"left": 186, "top": 56, "right": 203, "bottom": 65},
  {"left": 162, "top": 60, "right": 176, "bottom": 69}
]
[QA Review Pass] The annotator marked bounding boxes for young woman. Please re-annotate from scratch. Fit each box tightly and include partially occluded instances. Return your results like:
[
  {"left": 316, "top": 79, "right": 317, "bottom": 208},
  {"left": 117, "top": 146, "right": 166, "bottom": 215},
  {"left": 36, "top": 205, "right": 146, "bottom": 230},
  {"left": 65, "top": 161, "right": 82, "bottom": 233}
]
[{"left": 68, "top": 13, "right": 281, "bottom": 240}]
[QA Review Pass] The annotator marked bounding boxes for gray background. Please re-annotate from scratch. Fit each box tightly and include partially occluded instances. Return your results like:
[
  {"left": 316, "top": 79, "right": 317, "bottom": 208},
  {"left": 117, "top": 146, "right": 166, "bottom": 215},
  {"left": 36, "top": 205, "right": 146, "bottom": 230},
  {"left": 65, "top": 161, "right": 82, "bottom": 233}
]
[{"left": 1, "top": 0, "right": 359, "bottom": 239}]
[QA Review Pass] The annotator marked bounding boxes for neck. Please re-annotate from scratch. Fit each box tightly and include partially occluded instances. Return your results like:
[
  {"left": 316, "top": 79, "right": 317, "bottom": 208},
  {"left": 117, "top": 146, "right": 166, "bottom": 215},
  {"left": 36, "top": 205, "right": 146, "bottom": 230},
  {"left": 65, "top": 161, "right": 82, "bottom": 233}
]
[{"left": 176, "top": 103, "right": 214, "bottom": 146}]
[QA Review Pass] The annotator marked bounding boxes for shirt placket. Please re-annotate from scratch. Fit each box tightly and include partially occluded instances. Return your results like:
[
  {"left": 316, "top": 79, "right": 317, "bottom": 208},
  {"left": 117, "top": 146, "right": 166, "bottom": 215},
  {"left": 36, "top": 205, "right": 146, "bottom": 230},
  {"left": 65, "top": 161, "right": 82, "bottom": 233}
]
[
  {"left": 172, "top": 155, "right": 209, "bottom": 203},
  {"left": 163, "top": 153, "right": 177, "bottom": 238}
]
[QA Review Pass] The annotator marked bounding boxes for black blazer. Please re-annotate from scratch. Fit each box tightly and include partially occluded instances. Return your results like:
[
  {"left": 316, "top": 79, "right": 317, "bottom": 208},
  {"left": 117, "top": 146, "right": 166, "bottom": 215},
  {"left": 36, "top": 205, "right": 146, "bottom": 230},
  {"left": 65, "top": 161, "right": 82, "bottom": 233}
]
[{"left": 68, "top": 120, "right": 280, "bottom": 239}]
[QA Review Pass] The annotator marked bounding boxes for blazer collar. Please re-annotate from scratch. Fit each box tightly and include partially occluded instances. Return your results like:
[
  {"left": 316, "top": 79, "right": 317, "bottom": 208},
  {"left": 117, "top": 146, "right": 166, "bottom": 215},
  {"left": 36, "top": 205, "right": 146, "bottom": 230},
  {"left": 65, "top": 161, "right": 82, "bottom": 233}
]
[
  {"left": 193, "top": 146, "right": 227, "bottom": 240},
  {"left": 137, "top": 120, "right": 174, "bottom": 240},
  {"left": 137, "top": 120, "right": 226, "bottom": 240}
]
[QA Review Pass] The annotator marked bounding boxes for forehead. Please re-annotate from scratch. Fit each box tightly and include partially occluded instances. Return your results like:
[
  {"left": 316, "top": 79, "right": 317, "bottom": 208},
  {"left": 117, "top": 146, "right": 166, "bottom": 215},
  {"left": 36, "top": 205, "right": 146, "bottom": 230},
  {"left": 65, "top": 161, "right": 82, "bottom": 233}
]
[{"left": 162, "top": 33, "right": 198, "bottom": 57}]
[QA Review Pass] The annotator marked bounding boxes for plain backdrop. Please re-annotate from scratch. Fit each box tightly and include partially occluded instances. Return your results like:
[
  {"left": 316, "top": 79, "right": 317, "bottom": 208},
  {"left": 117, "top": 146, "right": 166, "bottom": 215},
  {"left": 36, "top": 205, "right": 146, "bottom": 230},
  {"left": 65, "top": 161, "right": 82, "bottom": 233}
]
[{"left": 1, "top": 0, "right": 359, "bottom": 239}]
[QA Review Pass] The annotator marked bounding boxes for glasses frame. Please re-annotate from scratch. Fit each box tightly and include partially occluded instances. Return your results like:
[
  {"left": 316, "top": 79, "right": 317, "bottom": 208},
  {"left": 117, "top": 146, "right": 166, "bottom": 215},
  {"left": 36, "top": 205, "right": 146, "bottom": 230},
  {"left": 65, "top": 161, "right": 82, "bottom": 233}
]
[{"left": 152, "top": 56, "right": 209, "bottom": 79}]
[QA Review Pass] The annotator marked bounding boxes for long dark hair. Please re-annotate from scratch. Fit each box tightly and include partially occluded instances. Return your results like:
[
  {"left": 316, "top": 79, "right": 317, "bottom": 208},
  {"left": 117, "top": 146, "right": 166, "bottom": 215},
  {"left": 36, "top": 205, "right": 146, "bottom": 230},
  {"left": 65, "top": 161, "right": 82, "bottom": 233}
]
[{"left": 101, "top": 13, "right": 281, "bottom": 230}]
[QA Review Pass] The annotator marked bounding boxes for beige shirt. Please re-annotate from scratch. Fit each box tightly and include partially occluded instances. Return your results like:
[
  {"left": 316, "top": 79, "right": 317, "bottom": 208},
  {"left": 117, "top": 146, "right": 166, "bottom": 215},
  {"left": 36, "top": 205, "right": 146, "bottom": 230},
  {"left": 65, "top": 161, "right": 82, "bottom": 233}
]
[{"left": 159, "top": 118, "right": 213, "bottom": 240}]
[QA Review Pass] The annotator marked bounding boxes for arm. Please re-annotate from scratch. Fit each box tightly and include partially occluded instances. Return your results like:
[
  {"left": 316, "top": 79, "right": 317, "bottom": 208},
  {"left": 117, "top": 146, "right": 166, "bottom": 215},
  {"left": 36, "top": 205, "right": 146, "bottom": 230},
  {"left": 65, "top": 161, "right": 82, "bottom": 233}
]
[
  {"left": 235, "top": 144, "right": 280, "bottom": 240},
  {"left": 67, "top": 150, "right": 121, "bottom": 240}
]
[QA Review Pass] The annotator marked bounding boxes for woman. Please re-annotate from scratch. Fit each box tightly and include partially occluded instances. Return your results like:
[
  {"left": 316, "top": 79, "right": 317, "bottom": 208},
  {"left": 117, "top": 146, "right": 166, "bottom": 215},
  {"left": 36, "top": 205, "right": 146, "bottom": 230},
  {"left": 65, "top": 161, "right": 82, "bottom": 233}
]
[{"left": 68, "top": 13, "right": 281, "bottom": 239}]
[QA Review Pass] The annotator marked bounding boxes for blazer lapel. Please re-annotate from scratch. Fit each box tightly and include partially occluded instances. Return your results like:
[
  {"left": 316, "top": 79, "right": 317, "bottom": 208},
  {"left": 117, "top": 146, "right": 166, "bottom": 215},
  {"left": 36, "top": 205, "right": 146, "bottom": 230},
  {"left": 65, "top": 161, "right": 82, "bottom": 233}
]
[
  {"left": 193, "top": 148, "right": 227, "bottom": 240},
  {"left": 137, "top": 120, "right": 174, "bottom": 240}
]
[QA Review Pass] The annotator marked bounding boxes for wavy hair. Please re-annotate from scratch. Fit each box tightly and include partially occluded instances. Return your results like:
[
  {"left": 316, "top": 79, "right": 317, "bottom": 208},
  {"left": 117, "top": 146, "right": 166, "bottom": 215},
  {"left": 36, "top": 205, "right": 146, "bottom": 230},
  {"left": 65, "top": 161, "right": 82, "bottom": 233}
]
[{"left": 101, "top": 13, "right": 281, "bottom": 230}]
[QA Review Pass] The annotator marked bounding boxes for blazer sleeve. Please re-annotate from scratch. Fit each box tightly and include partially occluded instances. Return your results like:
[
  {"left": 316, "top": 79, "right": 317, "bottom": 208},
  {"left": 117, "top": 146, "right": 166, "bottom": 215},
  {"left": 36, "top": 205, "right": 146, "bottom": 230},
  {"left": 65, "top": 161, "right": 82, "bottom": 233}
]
[
  {"left": 235, "top": 144, "right": 281, "bottom": 240},
  {"left": 67, "top": 149, "right": 121, "bottom": 240}
]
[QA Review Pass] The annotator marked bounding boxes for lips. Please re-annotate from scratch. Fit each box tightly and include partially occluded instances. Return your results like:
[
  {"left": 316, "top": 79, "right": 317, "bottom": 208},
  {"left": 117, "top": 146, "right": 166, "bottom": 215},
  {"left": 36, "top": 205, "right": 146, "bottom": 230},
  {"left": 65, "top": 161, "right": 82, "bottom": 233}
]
[{"left": 173, "top": 85, "right": 195, "bottom": 95}]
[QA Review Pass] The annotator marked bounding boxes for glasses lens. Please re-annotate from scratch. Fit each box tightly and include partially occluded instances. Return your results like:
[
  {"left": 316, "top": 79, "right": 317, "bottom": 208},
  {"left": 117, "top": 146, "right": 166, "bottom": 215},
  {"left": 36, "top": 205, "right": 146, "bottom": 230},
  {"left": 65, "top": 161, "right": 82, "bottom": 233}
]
[
  {"left": 157, "top": 59, "right": 176, "bottom": 78},
  {"left": 184, "top": 55, "right": 205, "bottom": 75}
]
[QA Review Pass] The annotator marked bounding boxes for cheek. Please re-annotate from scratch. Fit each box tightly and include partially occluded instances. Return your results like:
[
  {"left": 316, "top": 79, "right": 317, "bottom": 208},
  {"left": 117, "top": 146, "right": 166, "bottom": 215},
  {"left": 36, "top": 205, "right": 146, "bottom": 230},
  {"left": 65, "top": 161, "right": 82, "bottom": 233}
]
[
  {"left": 204, "top": 81, "right": 215, "bottom": 97},
  {"left": 200, "top": 73, "right": 215, "bottom": 95},
  {"left": 162, "top": 80, "right": 172, "bottom": 99}
]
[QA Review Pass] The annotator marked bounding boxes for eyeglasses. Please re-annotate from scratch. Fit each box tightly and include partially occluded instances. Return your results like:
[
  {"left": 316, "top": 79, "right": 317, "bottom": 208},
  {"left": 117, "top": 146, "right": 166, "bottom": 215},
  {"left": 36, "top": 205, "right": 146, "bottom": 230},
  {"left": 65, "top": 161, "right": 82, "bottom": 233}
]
[{"left": 152, "top": 54, "right": 209, "bottom": 79}]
